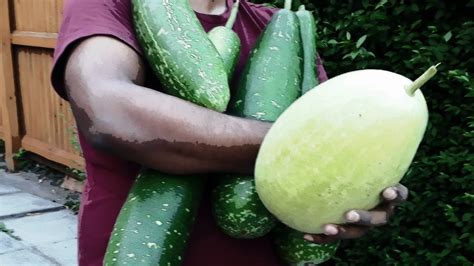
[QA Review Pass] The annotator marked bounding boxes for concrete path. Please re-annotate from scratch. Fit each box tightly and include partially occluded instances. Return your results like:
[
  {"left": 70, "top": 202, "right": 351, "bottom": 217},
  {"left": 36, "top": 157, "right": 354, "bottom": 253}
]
[{"left": 0, "top": 170, "right": 78, "bottom": 266}]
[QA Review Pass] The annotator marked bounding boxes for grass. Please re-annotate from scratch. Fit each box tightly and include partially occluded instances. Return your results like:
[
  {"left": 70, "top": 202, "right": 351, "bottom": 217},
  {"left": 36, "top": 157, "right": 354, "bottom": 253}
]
[{"left": 0, "top": 222, "right": 21, "bottom": 240}]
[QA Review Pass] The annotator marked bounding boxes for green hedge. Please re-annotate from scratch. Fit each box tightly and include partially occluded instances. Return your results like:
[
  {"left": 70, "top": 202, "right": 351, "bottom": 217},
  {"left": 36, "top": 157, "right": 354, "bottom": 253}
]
[{"left": 252, "top": 0, "right": 473, "bottom": 264}]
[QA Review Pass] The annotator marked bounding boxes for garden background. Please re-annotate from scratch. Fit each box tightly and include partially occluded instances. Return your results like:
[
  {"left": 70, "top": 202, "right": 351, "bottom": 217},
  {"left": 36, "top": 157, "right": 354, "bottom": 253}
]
[{"left": 251, "top": 0, "right": 473, "bottom": 264}]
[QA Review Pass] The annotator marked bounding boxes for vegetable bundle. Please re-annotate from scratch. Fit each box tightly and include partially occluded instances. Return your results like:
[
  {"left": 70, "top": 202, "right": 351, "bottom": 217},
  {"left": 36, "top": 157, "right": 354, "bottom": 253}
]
[{"left": 106, "top": 0, "right": 343, "bottom": 265}]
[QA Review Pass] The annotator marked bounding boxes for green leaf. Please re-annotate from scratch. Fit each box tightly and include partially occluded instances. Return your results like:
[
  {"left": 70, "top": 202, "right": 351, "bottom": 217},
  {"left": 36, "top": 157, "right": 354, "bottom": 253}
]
[
  {"left": 444, "top": 31, "right": 453, "bottom": 42},
  {"left": 356, "top": 35, "right": 367, "bottom": 48},
  {"left": 375, "top": 0, "right": 388, "bottom": 9},
  {"left": 346, "top": 31, "right": 351, "bottom": 40}
]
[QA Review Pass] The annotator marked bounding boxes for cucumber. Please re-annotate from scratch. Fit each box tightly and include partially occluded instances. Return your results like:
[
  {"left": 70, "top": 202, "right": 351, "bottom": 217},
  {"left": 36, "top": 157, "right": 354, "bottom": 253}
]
[
  {"left": 273, "top": 224, "right": 339, "bottom": 266},
  {"left": 208, "top": 0, "right": 241, "bottom": 78},
  {"left": 212, "top": 176, "right": 276, "bottom": 238},
  {"left": 133, "top": 0, "right": 230, "bottom": 112},
  {"left": 104, "top": 170, "right": 204, "bottom": 265},
  {"left": 212, "top": 0, "right": 302, "bottom": 239},
  {"left": 296, "top": 5, "right": 319, "bottom": 94},
  {"left": 107, "top": 1, "right": 234, "bottom": 264}
]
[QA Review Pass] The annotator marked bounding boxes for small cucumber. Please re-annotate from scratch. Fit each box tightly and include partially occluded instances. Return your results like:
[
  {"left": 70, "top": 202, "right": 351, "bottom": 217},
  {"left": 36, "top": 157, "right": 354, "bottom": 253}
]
[
  {"left": 274, "top": 224, "right": 339, "bottom": 266},
  {"left": 212, "top": 0, "right": 302, "bottom": 239},
  {"left": 104, "top": 170, "right": 204, "bottom": 265},
  {"left": 296, "top": 5, "right": 319, "bottom": 94},
  {"left": 212, "top": 176, "right": 276, "bottom": 238},
  {"left": 133, "top": 0, "right": 230, "bottom": 112},
  {"left": 208, "top": 0, "right": 241, "bottom": 78}
]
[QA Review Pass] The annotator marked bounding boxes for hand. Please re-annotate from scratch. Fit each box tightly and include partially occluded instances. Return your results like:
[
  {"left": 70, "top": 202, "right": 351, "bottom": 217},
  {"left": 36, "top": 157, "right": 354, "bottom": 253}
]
[{"left": 303, "top": 184, "right": 409, "bottom": 244}]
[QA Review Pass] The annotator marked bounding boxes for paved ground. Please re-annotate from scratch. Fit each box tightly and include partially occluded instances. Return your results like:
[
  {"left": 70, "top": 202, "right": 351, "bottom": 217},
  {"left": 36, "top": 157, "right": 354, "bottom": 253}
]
[{"left": 0, "top": 169, "right": 78, "bottom": 266}]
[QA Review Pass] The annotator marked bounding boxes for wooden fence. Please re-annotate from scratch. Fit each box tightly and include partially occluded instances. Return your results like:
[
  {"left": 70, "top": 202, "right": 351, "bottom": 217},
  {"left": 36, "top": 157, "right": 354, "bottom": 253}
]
[{"left": 0, "top": 0, "right": 84, "bottom": 171}]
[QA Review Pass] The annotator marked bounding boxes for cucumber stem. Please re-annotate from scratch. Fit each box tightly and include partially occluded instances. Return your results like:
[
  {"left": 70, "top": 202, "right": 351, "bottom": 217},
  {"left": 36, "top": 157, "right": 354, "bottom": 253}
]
[
  {"left": 298, "top": 5, "right": 306, "bottom": 11},
  {"left": 284, "top": 0, "right": 293, "bottom": 10},
  {"left": 225, "top": 0, "right": 240, "bottom": 28},
  {"left": 405, "top": 63, "right": 440, "bottom": 95}
]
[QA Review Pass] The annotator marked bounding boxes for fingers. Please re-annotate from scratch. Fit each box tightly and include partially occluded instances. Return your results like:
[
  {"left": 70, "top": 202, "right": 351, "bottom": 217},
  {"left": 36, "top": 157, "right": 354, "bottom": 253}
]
[
  {"left": 344, "top": 210, "right": 389, "bottom": 226},
  {"left": 382, "top": 184, "right": 409, "bottom": 203},
  {"left": 303, "top": 223, "right": 371, "bottom": 244},
  {"left": 303, "top": 234, "right": 339, "bottom": 244},
  {"left": 333, "top": 224, "right": 371, "bottom": 239}
]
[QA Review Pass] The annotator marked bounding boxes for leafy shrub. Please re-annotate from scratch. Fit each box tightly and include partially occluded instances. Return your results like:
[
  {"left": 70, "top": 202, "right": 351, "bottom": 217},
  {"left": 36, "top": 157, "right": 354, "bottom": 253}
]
[{"left": 252, "top": 0, "right": 474, "bottom": 264}]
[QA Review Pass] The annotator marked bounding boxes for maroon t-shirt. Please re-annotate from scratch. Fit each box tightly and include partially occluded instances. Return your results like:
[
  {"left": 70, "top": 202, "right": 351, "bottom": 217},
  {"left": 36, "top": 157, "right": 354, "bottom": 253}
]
[{"left": 51, "top": 1, "right": 328, "bottom": 265}]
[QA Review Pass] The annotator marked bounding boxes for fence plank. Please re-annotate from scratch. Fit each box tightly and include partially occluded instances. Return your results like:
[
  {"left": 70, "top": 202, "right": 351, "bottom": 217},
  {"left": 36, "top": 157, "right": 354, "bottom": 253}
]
[
  {"left": 1, "top": 0, "right": 21, "bottom": 170},
  {"left": 13, "top": 0, "right": 64, "bottom": 33},
  {"left": 11, "top": 31, "right": 57, "bottom": 49},
  {"left": 22, "top": 135, "right": 84, "bottom": 170}
]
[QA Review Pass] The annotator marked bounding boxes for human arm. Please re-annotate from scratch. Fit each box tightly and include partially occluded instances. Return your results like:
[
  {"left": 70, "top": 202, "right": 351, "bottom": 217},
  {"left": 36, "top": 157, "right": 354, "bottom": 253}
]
[{"left": 64, "top": 36, "right": 271, "bottom": 175}]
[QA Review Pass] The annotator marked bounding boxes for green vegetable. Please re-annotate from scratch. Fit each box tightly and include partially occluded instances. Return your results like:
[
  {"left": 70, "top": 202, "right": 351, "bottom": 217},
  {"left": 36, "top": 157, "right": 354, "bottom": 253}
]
[
  {"left": 208, "top": 0, "right": 241, "bottom": 78},
  {"left": 104, "top": 170, "right": 203, "bottom": 265},
  {"left": 231, "top": 0, "right": 302, "bottom": 120},
  {"left": 212, "top": 176, "right": 276, "bottom": 238},
  {"left": 212, "top": 0, "right": 302, "bottom": 239},
  {"left": 256, "top": 66, "right": 437, "bottom": 234},
  {"left": 274, "top": 224, "right": 339, "bottom": 265},
  {"left": 296, "top": 5, "right": 319, "bottom": 94},
  {"left": 106, "top": 1, "right": 236, "bottom": 264},
  {"left": 133, "top": 0, "right": 230, "bottom": 112}
]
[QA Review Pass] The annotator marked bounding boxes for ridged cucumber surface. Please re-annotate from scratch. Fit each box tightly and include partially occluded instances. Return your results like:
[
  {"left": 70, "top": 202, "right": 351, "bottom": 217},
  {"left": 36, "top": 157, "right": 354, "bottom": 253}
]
[
  {"left": 296, "top": 5, "right": 319, "bottom": 94},
  {"left": 104, "top": 170, "right": 204, "bottom": 266},
  {"left": 212, "top": 176, "right": 276, "bottom": 238},
  {"left": 133, "top": 0, "right": 230, "bottom": 112},
  {"left": 274, "top": 224, "right": 339, "bottom": 266},
  {"left": 208, "top": 0, "right": 241, "bottom": 78},
  {"left": 212, "top": 1, "right": 302, "bottom": 239}
]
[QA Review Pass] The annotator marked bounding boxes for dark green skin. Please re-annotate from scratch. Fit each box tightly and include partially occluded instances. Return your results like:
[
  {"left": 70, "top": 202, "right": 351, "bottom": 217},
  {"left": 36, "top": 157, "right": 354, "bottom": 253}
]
[
  {"left": 296, "top": 7, "right": 319, "bottom": 95},
  {"left": 231, "top": 9, "right": 303, "bottom": 121},
  {"left": 274, "top": 224, "right": 339, "bottom": 266},
  {"left": 124, "top": 1, "right": 231, "bottom": 264},
  {"left": 213, "top": 9, "right": 302, "bottom": 239},
  {"left": 133, "top": 0, "right": 230, "bottom": 112},
  {"left": 104, "top": 170, "right": 204, "bottom": 266},
  {"left": 212, "top": 176, "right": 277, "bottom": 239},
  {"left": 208, "top": 27, "right": 241, "bottom": 79}
]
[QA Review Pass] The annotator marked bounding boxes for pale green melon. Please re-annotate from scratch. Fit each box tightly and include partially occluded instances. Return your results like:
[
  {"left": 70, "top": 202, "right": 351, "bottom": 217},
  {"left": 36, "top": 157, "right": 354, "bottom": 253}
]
[{"left": 255, "top": 67, "right": 436, "bottom": 234}]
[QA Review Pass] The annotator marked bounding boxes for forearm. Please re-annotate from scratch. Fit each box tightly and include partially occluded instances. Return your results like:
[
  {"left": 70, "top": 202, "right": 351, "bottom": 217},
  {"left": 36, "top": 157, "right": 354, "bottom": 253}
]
[{"left": 69, "top": 79, "right": 270, "bottom": 175}]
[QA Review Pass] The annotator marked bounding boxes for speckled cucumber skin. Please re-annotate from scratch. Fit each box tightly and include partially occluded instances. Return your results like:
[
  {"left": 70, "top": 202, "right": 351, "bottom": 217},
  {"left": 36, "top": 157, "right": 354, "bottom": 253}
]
[
  {"left": 208, "top": 27, "right": 241, "bottom": 79},
  {"left": 212, "top": 176, "right": 276, "bottom": 238},
  {"left": 212, "top": 9, "right": 302, "bottom": 239},
  {"left": 104, "top": 170, "right": 204, "bottom": 266},
  {"left": 133, "top": 0, "right": 230, "bottom": 112},
  {"left": 274, "top": 224, "right": 339, "bottom": 266},
  {"left": 231, "top": 9, "right": 303, "bottom": 120},
  {"left": 296, "top": 6, "right": 319, "bottom": 95}
]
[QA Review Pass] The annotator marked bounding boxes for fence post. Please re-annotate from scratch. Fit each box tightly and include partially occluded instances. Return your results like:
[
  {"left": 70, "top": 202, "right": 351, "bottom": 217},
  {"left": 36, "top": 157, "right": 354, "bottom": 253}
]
[{"left": 1, "top": 0, "right": 21, "bottom": 171}]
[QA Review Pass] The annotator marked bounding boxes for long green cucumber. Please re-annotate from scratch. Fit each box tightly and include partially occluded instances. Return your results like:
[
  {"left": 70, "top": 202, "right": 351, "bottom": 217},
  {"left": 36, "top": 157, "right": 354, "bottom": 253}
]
[
  {"left": 212, "top": 0, "right": 302, "bottom": 239},
  {"left": 296, "top": 5, "right": 319, "bottom": 94},
  {"left": 274, "top": 224, "right": 339, "bottom": 266},
  {"left": 104, "top": 170, "right": 204, "bottom": 265},
  {"left": 133, "top": 0, "right": 230, "bottom": 112},
  {"left": 208, "top": 0, "right": 241, "bottom": 78},
  {"left": 106, "top": 1, "right": 233, "bottom": 264}
]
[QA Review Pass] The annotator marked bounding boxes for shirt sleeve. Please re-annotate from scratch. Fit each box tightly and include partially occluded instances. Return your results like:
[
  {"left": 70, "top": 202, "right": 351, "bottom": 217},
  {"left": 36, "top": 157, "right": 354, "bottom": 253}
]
[
  {"left": 50, "top": 0, "right": 142, "bottom": 100},
  {"left": 316, "top": 53, "right": 329, "bottom": 83}
]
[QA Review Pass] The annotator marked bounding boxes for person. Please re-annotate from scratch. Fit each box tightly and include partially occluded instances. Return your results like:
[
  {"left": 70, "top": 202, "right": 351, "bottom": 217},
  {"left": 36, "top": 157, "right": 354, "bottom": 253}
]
[{"left": 51, "top": 0, "right": 409, "bottom": 265}]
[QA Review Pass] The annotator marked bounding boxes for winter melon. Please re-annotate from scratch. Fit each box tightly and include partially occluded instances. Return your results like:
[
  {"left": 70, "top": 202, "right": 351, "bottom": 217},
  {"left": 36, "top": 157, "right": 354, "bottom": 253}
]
[{"left": 255, "top": 66, "right": 438, "bottom": 234}]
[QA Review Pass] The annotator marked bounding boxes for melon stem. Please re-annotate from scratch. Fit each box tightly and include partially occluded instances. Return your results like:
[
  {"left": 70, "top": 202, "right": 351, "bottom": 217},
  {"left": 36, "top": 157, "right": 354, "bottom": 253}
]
[
  {"left": 405, "top": 63, "right": 440, "bottom": 95},
  {"left": 284, "top": 0, "right": 293, "bottom": 10},
  {"left": 225, "top": 0, "right": 240, "bottom": 29}
]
